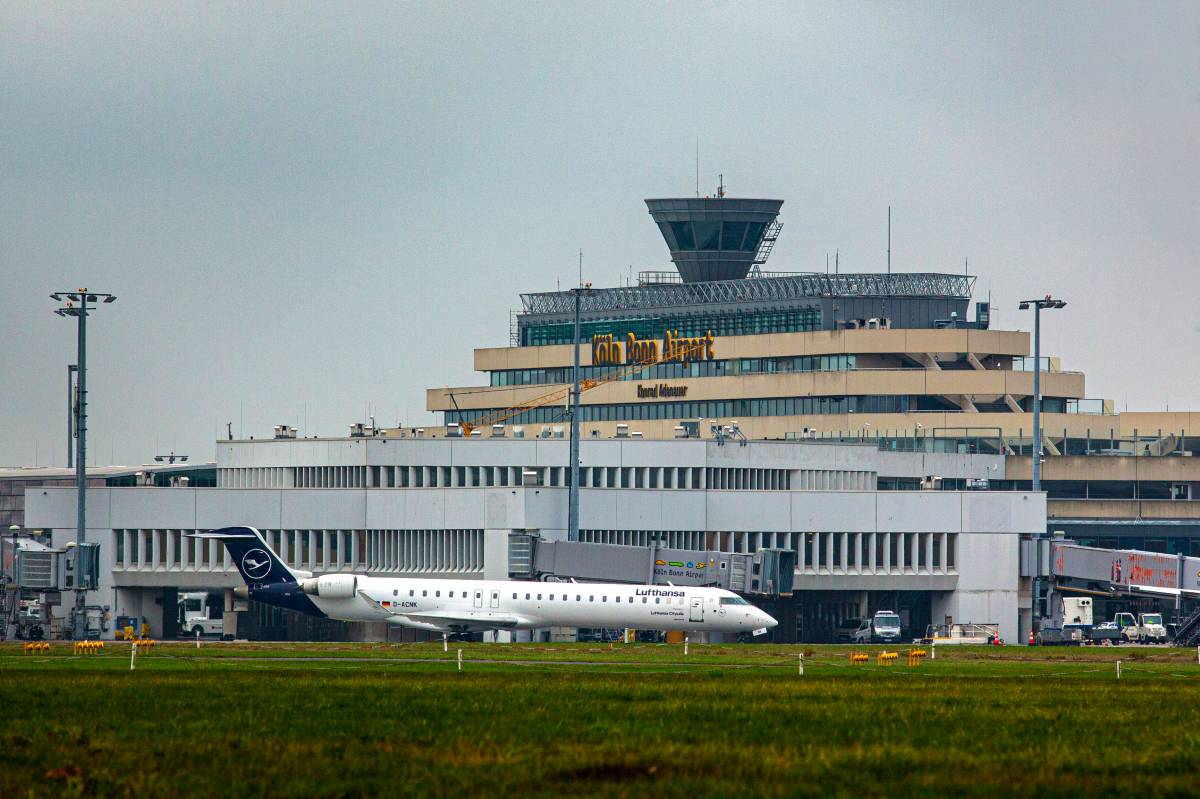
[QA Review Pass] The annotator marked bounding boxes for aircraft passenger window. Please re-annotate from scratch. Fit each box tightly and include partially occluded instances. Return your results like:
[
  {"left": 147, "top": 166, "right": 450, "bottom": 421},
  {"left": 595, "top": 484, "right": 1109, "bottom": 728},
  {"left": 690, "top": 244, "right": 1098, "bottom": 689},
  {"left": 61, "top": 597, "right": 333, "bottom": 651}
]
[
  {"left": 576, "top": 595, "right": 581, "bottom": 601},
  {"left": 409, "top": 590, "right": 414, "bottom": 597},
  {"left": 589, "top": 595, "right": 594, "bottom": 602},
  {"left": 642, "top": 597, "right": 647, "bottom": 603},
  {"left": 655, "top": 598, "right": 661, "bottom": 604},
  {"left": 602, "top": 596, "right": 607, "bottom": 602},
  {"left": 549, "top": 594, "right": 554, "bottom": 600},
  {"left": 525, "top": 593, "right": 531, "bottom": 600},
  {"left": 393, "top": 590, "right": 398, "bottom": 596},
  {"left": 537, "top": 594, "right": 542, "bottom": 600},
  {"left": 435, "top": 591, "right": 440, "bottom": 597},
  {"left": 512, "top": 593, "right": 517, "bottom": 599},
  {"left": 422, "top": 590, "right": 427, "bottom": 597}
]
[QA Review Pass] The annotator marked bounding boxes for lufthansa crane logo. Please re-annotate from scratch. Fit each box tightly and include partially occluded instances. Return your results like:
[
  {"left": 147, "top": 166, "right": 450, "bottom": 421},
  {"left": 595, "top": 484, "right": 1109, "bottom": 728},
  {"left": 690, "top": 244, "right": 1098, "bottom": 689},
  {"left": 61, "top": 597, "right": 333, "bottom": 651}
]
[{"left": 242, "top": 548, "right": 272, "bottom": 580}]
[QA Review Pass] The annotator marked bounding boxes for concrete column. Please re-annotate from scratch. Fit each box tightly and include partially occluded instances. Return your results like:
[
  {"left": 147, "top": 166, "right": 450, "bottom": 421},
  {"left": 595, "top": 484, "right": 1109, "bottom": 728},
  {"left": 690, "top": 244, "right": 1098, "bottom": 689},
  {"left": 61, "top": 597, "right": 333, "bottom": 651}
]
[
  {"left": 167, "top": 530, "right": 177, "bottom": 570},
  {"left": 483, "top": 529, "right": 510, "bottom": 580},
  {"left": 883, "top": 533, "right": 891, "bottom": 572},
  {"left": 824, "top": 533, "right": 833, "bottom": 574},
  {"left": 910, "top": 534, "right": 919, "bottom": 574},
  {"left": 925, "top": 534, "right": 934, "bottom": 575},
  {"left": 840, "top": 533, "right": 850, "bottom": 573},
  {"left": 868, "top": 533, "right": 877, "bottom": 574}
]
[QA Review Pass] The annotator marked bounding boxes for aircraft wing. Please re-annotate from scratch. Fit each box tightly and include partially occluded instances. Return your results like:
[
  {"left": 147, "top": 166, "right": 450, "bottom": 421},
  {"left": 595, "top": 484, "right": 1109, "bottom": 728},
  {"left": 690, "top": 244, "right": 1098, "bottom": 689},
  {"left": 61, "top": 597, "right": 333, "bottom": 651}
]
[
  {"left": 391, "top": 609, "right": 530, "bottom": 633},
  {"left": 356, "top": 590, "right": 401, "bottom": 620}
]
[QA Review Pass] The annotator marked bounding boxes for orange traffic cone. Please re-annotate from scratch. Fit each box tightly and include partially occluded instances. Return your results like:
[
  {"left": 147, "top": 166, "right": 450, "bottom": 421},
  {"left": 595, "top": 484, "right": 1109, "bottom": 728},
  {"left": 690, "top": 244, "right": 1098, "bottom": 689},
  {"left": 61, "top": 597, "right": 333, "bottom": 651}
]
[{"left": 1028, "top": 629, "right": 1035, "bottom": 646}]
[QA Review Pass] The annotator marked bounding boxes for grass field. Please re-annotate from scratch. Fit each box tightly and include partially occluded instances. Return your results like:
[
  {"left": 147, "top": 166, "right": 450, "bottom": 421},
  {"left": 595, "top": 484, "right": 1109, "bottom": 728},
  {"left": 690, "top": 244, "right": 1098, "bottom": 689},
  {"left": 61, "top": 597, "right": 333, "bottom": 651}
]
[{"left": 3, "top": 641, "right": 1200, "bottom": 798}]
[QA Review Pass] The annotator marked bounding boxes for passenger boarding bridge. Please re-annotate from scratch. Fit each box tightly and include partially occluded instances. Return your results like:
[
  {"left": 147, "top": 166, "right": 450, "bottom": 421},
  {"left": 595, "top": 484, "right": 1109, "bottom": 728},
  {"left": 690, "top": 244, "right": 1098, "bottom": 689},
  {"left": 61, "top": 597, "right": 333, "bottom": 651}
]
[{"left": 1044, "top": 538, "right": 1200, "bottom": 644}]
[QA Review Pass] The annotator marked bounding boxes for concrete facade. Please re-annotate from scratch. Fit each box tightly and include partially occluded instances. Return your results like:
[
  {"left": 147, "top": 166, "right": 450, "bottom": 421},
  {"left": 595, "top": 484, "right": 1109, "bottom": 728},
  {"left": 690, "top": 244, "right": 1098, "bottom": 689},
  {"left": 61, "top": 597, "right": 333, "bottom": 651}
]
[{"left": 22, "top": 438, "right": 1042, "bottom": 643}]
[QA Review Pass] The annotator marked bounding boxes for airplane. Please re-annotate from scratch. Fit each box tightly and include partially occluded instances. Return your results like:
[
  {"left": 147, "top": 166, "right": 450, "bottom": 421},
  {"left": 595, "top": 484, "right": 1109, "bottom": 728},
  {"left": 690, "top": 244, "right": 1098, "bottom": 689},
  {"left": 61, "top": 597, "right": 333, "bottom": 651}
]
[{"left": 193, "top": 526, "right": 778, "bottom": 640}]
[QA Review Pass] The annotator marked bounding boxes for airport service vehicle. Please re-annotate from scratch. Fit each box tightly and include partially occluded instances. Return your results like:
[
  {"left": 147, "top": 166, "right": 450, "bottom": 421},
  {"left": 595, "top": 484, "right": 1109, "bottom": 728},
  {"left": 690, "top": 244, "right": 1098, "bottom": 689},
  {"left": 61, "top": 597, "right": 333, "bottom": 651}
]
[
  {"left": 1088, "top": 621, "right": 1122, "bottom": 645},
  {"left": 1039, "top": 597, "right": 1091, "bottom": 645},
  {"left": 834, "top": 618, "right": 861, "bottom": 643},
  {"left": 1061, "top": 597, "right": 1093, "bottom": 627},
  {"left": 1037, "top": 624, "right": 1085, "bottom": 646},
  {"left": 1138, "top": 613, "right": 1167, "bottom": 644},
  {"left": 852, "top": 611, "right": 902, "bottom": 644},
  {"left": 195, "top": 527, "right": 778, "bottom": 638},
  {"left": 921, "top": 622, "right": 1001, "bottom": 645},
  {"left": 1113, "top": 612, "right": 1141, "bottom": 643},
  {"left": 177, "top": 592, "right": 222, "bottom": 637}
]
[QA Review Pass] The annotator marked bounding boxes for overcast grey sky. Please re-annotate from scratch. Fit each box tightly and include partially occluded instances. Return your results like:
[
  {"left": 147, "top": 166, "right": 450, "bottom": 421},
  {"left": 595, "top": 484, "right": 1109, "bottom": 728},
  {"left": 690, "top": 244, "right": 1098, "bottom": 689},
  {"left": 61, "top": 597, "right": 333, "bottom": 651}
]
[{"left": 2, "top": 2, "right": 1197, "bottom": 467}]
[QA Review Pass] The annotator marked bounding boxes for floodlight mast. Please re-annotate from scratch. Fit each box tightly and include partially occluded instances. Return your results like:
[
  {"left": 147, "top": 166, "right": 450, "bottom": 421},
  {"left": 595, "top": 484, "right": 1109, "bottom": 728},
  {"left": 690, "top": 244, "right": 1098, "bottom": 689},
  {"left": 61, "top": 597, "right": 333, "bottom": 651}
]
[
  {"left": 567, "top": 284, "right": 592, "bottom": 543},
  {"left": 1018, "top": 294, "right": 1066, "bottom": 632},
  {"left": 50, "top": 289, "right": 116, "bottom": 638}
]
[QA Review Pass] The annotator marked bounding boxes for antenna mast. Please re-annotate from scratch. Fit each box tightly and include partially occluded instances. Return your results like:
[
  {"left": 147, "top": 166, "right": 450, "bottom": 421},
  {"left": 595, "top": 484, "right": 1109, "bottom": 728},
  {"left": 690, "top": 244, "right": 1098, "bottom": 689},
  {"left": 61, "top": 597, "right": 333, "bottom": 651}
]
[
  {"left": 695, "top": 138, "right": 700, "bottom": 198},
  {"left": 887, "top": 206, "right": 891, "bottom": 274}
]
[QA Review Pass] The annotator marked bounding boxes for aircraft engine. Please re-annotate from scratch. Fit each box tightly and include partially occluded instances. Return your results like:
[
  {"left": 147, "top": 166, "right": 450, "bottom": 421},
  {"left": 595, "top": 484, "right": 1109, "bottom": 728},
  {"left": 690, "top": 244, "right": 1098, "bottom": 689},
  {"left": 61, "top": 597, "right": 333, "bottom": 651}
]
[{"left": 300, "top": 574, "right": 358, "bottom": 599}]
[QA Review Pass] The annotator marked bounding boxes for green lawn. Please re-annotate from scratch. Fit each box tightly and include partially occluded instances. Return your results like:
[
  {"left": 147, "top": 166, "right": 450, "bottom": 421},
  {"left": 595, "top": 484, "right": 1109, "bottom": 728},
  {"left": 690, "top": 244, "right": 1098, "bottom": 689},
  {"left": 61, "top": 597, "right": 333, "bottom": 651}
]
[{"left": 2, "top": 642, "right": 1199, "bottom": 798}]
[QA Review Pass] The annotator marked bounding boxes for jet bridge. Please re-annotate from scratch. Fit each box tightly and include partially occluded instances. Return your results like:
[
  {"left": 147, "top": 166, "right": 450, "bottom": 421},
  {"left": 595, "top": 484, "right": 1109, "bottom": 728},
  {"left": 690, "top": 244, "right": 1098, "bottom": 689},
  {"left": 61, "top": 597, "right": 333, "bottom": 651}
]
[
  {"left": 1045, "top": 540, "right": 1200, "bottom": 644},
  {"left": 512, "top": 535, "right": 795, "bottom": 597},
  {"left": 1048, "top": 541, "right": 1200, "bottom": 599}
]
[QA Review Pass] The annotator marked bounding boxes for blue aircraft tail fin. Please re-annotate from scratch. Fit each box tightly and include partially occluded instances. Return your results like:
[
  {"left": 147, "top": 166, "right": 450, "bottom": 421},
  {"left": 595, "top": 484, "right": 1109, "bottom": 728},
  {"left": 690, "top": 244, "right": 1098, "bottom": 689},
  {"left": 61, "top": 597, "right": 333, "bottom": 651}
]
[{"left": 190, "top": 526, "right": 300, "bottom": 585}]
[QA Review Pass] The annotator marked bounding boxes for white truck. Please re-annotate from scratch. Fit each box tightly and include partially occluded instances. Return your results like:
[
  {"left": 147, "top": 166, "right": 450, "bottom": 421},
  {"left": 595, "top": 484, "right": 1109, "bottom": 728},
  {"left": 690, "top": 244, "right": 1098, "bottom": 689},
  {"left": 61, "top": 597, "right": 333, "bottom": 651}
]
[
  {"left": 1138, "top": 613, "right": 1167, "bottom": 644},
  {"left": 178, "top": 592, "right": 223, "bottom": 637},
  {"left": 1112, "top": 611, "right": 1168, "bottom": 644}
]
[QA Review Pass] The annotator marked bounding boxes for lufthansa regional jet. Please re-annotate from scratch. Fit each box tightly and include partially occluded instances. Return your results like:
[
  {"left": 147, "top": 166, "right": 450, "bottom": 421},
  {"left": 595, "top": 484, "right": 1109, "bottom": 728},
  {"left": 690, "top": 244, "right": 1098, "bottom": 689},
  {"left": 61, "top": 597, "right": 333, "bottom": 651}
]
[{"left": 196, "top": 527, "right": 778, "bottom": 638}]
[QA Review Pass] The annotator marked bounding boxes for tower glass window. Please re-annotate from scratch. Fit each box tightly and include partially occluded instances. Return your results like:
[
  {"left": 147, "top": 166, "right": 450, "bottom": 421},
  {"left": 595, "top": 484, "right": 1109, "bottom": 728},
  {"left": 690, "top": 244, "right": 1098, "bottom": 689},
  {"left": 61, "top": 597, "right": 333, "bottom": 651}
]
[
  {"left": 693, "top": 221, "right": 721, "bottom": 251},
  {"left": 669, "top": 221, "right": 695, "bottom": 250},
  {"left": 721, "top": 222, "right": 747, "bottom": 250}
]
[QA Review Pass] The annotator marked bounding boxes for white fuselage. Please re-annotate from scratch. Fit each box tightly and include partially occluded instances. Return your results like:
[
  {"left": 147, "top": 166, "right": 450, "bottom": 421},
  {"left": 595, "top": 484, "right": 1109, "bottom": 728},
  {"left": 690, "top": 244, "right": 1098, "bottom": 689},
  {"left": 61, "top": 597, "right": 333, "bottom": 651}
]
[{"left": 309, "top": 575, "right": 776, "bottom": 636}]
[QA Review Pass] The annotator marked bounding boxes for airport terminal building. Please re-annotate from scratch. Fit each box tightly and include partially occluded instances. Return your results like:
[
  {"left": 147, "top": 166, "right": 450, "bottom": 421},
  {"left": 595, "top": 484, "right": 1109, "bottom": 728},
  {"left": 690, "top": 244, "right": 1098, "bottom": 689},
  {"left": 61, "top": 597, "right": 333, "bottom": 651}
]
[{"left": 14, "top": 194, "right": 1200, "bottom": 642}]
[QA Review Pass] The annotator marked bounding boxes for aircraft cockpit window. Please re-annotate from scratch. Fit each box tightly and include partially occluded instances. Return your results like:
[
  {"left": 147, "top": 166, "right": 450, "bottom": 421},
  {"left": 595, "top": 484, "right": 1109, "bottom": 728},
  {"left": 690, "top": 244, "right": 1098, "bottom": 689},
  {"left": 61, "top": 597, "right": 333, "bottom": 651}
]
[{"left": 719, "top": 597, "right": 750, "bottom": 606}]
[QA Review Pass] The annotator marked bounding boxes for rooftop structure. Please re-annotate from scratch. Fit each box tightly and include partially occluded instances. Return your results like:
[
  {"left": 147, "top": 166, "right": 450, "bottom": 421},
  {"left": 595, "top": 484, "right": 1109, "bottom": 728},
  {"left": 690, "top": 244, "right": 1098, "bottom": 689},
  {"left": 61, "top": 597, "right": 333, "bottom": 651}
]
[{"left": 645, "top": 197, "right": 784, "bottom": 282}]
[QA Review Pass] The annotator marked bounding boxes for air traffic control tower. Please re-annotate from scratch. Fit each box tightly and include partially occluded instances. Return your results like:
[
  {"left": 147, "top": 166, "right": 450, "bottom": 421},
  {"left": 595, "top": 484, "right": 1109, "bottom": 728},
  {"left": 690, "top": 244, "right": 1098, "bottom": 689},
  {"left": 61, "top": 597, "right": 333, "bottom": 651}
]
[{"left": 645, "top": 196, "right": 783, "bottom": 282}]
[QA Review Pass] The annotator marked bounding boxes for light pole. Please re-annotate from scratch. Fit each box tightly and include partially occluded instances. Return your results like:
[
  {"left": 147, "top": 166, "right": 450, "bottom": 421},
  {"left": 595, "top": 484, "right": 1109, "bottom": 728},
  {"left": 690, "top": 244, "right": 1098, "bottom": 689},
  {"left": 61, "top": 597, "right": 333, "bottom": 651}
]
[
  {"left": 1018, "top": 296, "right": 1066, "bottom": 492},
  {"left": 567, "top": 284, "right": 591, "bottom": 543},
  {"left": 1018, "top": 294, "right": 1065, "bottom": 632},
  {"left": 50, "top": 289, "right": 117, "bottom": 632}
]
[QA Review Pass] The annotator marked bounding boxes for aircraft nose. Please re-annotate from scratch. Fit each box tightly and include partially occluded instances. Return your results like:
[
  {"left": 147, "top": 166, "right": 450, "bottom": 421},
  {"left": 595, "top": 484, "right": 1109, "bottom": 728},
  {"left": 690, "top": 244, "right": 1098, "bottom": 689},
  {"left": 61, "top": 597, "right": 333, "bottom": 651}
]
[{"left": 761, "top": 610, "right": 779, "bottom": 629}]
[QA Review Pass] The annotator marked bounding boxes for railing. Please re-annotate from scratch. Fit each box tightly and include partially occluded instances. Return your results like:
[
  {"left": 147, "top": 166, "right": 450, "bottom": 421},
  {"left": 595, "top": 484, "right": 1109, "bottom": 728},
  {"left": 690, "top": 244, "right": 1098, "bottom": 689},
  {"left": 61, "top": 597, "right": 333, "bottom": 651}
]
[{"left": 636, "top": 268, "right": 819, "bottom": 286}]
